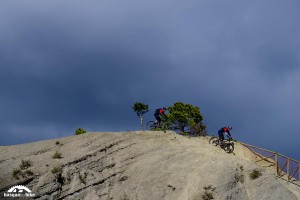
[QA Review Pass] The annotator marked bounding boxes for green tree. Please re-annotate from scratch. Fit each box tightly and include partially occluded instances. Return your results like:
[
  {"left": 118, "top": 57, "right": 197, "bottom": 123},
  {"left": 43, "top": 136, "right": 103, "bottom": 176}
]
[
  {"left": 167, "top": 102, "right": 206, "bottom": 136},
  {"left": 132, "top": 102, "right": 149, "bottom": 130},
  {"left": 75, "top": 128, "right": 87, "bottom": 135}
]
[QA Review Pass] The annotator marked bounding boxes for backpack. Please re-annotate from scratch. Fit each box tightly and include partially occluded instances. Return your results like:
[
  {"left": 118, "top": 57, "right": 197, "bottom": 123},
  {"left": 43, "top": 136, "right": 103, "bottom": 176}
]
[{"left": 223, "top": 127, "right": 229, "bottom": 132}]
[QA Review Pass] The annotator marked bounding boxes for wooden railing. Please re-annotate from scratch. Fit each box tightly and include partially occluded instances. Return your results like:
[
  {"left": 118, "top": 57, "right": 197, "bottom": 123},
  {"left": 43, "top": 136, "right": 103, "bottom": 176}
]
[{"left": 240, "top": 142, "right": 300, "bottom": 186}]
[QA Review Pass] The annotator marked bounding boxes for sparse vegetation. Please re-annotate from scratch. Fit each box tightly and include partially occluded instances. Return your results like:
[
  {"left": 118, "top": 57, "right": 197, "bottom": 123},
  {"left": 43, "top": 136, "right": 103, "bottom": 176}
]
[
  {"left": 202, "top": 185, "right": 216, "bottom": 200},
  {"left": 25, "top": 170, "right": 34, "bottom": 176},
  {"left": 250, "top": 169, "right": 262, "bottom": 180},
  {"left": 12, "top": 169, "right": 22, "bottom": 180},
  {"left": 12, "top": 167, "right": 34, "bottom": 180},
  {"left": 167, "top": 184, "right": 176, "bottom": 191},
  {"left": 234, "top": 172, "right": 245, "bottom": 183},
  {"left": 51, "top": 166, "right": 63, "bottom": 174},
  {"left": 12, "top": 159, "right": 34, "bottom": 179},
  {"left": 19, "top": 159, "right": 32, "bottom": 170},
  {"left": 203, "top": 185, "right": 215, "bottom": 191},
  {"left": 52, "top": 151, "right": 63, "bottom": 159},
  {"left": 75, "top": 128, "right": 87, "bottom": 135},
  {"left": 202, "top": 191, "right": 214, "bottom": 200},
  {"left": 55, "top": 141, "right": 60, "bottom": 145}
]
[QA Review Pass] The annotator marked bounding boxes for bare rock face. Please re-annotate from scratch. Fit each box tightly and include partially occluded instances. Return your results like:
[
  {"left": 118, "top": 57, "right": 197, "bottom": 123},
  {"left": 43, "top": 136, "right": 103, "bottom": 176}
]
[{"left": 0, "top": 131, "right": 299, "bottom": 200}]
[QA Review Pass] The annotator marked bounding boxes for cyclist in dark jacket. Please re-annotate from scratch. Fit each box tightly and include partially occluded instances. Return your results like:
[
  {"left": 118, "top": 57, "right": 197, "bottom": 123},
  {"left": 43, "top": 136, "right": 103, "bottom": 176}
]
[
  {"left": 154, "top": 107, "right": 167, "bottom": 125},
  {"left": 218, "top": 126, "right": 232, "bottom": 142}
]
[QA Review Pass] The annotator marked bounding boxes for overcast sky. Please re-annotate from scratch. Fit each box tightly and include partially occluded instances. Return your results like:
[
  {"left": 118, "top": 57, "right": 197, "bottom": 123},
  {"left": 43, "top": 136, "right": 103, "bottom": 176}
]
[{"left": 1, "top": 1, "right": 299, "bottom": 160}]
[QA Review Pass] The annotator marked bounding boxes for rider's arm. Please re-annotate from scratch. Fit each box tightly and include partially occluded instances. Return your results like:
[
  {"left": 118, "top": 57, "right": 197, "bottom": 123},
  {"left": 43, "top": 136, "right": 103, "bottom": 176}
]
[
  {"left": 227, "top": 131, "right": 232, "bottom": 137},
  {"left": 226, "top": 131, "right": 232, "bottom": 140},
  {"left": 162, "top": 112, "right": 167, "bottom": 118}
]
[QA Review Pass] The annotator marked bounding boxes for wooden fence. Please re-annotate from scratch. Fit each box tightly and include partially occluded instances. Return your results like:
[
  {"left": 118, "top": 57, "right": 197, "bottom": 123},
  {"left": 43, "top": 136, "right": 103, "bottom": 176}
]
[{"left": 240, "top": 142, "right": 300, "bottom": 186}]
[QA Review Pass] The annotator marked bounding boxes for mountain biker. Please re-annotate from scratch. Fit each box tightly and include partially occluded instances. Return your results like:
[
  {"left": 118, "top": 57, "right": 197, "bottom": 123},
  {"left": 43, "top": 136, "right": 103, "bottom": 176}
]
[
  {"left": 218, "top": 126, "right": 232, "bottom": 142},
  {"left": 154, "top": 107, "right": 167, "bottom": 125}
]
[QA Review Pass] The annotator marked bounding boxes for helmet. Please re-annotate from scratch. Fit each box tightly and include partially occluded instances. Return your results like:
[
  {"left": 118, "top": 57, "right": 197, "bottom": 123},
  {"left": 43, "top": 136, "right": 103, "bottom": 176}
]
[
  {"left": 228, "top": 126, "right": 232, "bottom": 130},
  {"left": 163, "top": 107, "right": 167, "bottom": 110}
]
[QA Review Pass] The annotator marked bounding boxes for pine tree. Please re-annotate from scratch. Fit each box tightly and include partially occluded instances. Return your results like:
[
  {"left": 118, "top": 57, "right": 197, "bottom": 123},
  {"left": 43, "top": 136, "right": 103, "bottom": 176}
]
[
  {"left": 132, "top": 102, "right": 149, "bottom": 130},
  {"left": 167, "top": 102, "right": 206, "bottom": 136}
]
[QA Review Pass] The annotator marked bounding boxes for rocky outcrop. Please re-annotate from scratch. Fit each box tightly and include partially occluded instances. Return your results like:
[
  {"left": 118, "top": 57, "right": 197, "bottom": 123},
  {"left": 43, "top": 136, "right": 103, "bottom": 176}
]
[{"left": 0, "top": 131, "right": 299, "bottom": 199}]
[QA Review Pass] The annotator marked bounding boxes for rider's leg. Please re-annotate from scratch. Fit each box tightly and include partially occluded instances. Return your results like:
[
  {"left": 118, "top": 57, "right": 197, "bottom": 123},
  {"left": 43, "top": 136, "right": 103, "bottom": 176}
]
[
  {"left": 157, "top": 117, "right": 162, "bottom": 126},
  {"left": 155, "top": 114, "right": 160, "bottom": 126},
  {"left": 158, "top": 117, "right": 162, "bottom": 125},
  {"left": 218, "top": 131, "right": 224, "bottom": 142}
]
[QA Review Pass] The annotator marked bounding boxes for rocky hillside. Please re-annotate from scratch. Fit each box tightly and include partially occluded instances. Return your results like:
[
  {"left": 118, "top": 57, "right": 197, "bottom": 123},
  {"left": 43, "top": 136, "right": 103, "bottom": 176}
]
[{"left": 0, "top": 131, "right": 299, "bottom": 200}]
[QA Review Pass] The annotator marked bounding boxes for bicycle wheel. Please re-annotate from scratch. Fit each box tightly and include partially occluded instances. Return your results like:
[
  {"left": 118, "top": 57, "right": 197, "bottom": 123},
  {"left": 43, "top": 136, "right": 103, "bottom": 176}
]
[
  {"left": 146, "top": 121, "right": 156, "bottom": 130},
  {"left": 209, "top": 137, "right": 219, "bottom": 146},
  {"left": 224, "top": 143, "right": 234, "bottom": 153},
  {"left": 160, "top": 121, "right": 173, "bottom": 130}
]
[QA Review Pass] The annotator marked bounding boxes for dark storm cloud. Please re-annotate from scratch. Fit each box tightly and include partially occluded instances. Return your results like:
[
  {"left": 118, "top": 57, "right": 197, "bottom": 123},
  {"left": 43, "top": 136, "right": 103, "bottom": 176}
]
[
  {"left": 0, "top": 0, "right": 173, "bottom": 146},
  {"left": 0, "top": 1, "right": 299, "bottom": 159}
]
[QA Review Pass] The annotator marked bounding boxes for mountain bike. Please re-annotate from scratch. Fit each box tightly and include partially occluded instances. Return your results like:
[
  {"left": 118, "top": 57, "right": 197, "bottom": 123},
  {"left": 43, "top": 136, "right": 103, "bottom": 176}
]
[
  {"left": 146, "top": 120, "right": 176, "bottom": 131},
  {"left": 209, "top": 136, "right": 234, "bottom": 153},
  {"left": 146, "top": 120, "right": 159, "bottom": 130}
]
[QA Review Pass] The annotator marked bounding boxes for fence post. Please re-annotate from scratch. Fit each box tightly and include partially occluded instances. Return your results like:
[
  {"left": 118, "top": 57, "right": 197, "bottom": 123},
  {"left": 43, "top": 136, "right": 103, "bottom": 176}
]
[
  {"left": 275, "top": 153, "right": 278, "bottom": 176},
  {"left": 287, "top": 159, "right": 290, "bottom": 181}
]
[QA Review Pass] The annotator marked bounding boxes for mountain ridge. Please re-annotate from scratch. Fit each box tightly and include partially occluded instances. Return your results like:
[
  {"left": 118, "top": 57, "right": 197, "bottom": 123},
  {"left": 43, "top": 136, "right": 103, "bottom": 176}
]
[{"left": 0, "top": 131, "right": 299, "bottom": 200}]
